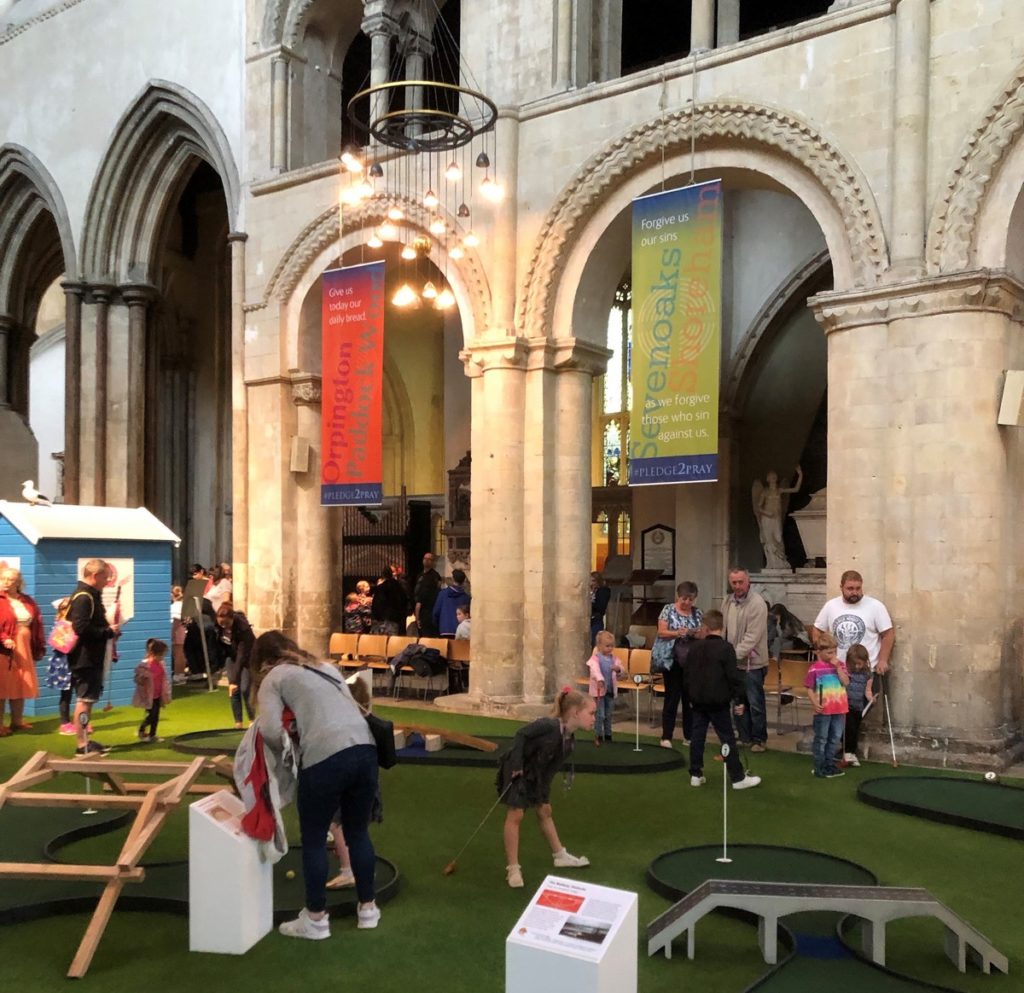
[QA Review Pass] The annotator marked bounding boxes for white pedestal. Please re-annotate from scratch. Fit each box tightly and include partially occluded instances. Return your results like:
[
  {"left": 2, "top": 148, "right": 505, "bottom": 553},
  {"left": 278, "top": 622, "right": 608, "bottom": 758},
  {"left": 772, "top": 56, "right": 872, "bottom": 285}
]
[
  {"left": 189, "top": 790, "right": 274, "bottom": 954},
  {"left": 506, "top": 876, "right": 637, "bottom": 993}
]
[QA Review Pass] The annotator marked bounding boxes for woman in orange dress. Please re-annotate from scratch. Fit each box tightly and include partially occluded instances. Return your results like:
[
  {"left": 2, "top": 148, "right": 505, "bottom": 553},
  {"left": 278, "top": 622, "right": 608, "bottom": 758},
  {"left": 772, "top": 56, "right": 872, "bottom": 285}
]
[{"left": 0, "top": 566, "right": 44, "bottom": 734}]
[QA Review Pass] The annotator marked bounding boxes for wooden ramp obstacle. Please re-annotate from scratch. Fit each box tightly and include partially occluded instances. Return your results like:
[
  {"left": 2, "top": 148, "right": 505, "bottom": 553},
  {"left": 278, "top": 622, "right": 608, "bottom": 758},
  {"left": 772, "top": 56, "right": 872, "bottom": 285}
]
[
  {"left": 391, "top": 723, "right": 497, "bottom": 752},
  {"left": 0, "top": 751, "right": 232, "bottom": 978},
  {"left": 647, "top": 879, "right": 1009, "bottom": 976}
]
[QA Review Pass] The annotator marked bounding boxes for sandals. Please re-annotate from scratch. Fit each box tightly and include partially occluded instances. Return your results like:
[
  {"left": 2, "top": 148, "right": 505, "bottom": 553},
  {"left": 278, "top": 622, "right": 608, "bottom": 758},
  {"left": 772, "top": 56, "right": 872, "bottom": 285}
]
[
  {"left": 326, "top": 869, "right": 356, "bottom": 889},
  {"left": 11, "top": 722, "right": 33, "bottom": 731}
]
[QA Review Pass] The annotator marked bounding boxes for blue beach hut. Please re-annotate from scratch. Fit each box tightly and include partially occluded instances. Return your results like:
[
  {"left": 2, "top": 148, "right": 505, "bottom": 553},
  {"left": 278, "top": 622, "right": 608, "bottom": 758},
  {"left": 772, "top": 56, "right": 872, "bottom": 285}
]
[{"left": 0, "top": 501, "right": 180, "bottom": 715}]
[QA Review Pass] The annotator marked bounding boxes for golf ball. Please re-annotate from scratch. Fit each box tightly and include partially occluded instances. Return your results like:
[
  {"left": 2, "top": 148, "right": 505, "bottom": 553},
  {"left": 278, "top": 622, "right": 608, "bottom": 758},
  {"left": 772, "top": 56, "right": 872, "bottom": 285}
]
[
  {"left": 984, "top": 771, "right": 997, "bottom": 782},
  {"left": 286, "top": 869, "right": 296, "bottom": 879}
]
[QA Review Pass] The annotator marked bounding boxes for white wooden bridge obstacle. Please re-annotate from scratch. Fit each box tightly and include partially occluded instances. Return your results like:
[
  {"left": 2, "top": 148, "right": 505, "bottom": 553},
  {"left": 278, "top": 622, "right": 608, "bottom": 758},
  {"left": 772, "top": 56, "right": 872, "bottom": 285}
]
[{"left": 647, "top": 879, "right": 1008, "bottom": 976}]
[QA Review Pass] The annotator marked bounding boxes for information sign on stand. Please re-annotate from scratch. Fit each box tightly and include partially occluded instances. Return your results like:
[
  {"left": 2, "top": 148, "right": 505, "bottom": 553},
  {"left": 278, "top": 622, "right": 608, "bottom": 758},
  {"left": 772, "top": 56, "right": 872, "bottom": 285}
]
[
  {"left": 506, "top": 876, "right": 637, "bottom": 993},
  {"left": 189, "top": 790, "right": 273, "bottom": 954}
]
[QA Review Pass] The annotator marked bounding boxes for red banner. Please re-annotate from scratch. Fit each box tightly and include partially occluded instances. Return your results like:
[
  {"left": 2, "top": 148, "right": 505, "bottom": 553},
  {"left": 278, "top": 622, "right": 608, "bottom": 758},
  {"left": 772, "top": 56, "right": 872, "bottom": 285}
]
[{"left": 321, "top": 261, "right": 384, "bottom": 505}]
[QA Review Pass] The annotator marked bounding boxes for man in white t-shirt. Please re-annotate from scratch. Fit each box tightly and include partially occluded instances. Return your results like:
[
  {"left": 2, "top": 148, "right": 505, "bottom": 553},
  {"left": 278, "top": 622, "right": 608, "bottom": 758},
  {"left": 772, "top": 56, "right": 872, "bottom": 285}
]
[{"left": 811, "top": 570, "right": 894, "bottom": 673}]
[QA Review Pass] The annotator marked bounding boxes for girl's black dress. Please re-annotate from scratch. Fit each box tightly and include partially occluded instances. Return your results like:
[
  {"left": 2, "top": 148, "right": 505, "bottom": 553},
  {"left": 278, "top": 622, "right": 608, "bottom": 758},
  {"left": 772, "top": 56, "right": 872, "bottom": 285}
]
[{"left": 496, "top": 717, "right": 574, "bottom": 808}]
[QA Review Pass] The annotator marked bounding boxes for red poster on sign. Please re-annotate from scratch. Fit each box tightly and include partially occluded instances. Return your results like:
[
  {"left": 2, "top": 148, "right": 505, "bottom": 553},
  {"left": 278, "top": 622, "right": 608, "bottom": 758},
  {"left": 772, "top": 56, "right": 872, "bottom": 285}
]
[
  {"left": 536, "top": 889, "right": 585, "bottom": 913},
  {"left": 320, "top": 261, "right": 385, "bottom": 505}
]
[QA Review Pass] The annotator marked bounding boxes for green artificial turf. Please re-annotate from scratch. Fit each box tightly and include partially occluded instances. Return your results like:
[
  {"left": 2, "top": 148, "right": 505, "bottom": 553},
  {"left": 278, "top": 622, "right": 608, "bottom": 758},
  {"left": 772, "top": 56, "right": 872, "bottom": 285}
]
[{"left": 0, "top": 685, "right": 1020, "bottom": 992}]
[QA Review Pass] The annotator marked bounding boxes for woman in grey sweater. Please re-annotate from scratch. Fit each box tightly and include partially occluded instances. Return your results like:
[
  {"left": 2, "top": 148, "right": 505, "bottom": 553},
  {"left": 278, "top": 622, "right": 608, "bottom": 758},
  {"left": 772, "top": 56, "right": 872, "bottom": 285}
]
[{"left": 253, "top": 631, "right": 380, "bottom": 940}]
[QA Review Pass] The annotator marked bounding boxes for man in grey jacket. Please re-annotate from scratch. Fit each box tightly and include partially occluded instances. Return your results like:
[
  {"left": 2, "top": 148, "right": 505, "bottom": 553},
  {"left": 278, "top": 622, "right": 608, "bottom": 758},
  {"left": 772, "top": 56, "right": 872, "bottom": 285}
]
[{"left": 723, "top": 567, "right": 769, "bottom": 752}]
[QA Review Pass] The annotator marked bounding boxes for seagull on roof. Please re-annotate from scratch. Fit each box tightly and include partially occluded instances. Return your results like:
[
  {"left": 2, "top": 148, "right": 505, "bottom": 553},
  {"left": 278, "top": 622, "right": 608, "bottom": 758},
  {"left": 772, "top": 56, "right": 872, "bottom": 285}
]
[{"left": 21, "top": 480, "right": 52, "bottom": 506}]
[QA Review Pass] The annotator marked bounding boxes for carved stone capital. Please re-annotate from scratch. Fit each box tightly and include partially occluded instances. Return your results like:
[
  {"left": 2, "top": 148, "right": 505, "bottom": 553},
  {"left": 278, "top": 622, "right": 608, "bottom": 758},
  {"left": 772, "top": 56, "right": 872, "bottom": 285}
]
[
  {"left": 523, "top": 337, "right": 611, "bottom": 376},
  {"left": 811, "top": 269, "right": 1024, "bottom": 334},
  {"left": 460, "top": 337, "right": 529, "bottom": 377},
  {"left": 291, "top": 374, "right": 323, "bottom": 406},
  {"left": 88, "top": 283, "right": 117, "bottom": 305},
  {"left": 360, "top": 10, "right": 401, "bottom": 39},
  {"left": 120, "top": 283, "right": 158, "bottom": 309}
]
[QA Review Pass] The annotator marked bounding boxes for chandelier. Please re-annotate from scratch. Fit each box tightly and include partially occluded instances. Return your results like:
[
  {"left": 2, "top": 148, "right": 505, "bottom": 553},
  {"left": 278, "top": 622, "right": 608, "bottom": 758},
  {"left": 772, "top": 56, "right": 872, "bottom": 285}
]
[{"left": 339, "top": 0, "right": 502, "bottom": 310}]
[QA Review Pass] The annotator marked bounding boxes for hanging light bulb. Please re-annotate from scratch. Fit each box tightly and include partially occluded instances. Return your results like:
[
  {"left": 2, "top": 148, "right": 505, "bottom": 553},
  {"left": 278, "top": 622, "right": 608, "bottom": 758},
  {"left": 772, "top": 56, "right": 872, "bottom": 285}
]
[
  {"left": 340, "top": 185, "right": 361, "bottom": 206},
  {"left": 367, "top": 232, "right": 384, "bottom": 249},
  {"left": 436, "top": 288, "right": 456, "bottom": 310},
  {"left": 401, "top": 243, "right": 418, "bottom": 261},
  {"left": 368, "top": 162, "right": 384, "bottom": 178},
  {"left": 421, "top": 280, "right": 438, "bottom": 300},
  {"left": 379, "top": 221, "right": 399, "bottom": 241},
  {"left": 449, "top": 244, "right": 464, "bottom": 260},
  {"left": 423, "top": 189, "right": 439, "bottom": 209},
  {"left": 387, "top": 205, "right": 405, "bottom": 221},
  {"left": 341, "top": 146, "right": 364, "bottom": 173},
  {"left": 392, "top": 283, "right": 418, "bottom": 308},
  {"left": 480, "top": 175, "right": 505, "bottom": 202},
  {"left": 445, "top": 160, "right": 462, "bottom": 182},
  {"left": 463, "top": 231, "right": 480, "bottom": 248},
  {"left": 457, "top": 202, "right": 471, "bottom": 219},
  {"left": 475, "top": 151, "right": 491, "bottom": 169},
  {"left": 429, "top": 217, "right": 446, "bottom": 236},
  {"left": 357, "top": 178, "right": 374, "bottom": 198}
]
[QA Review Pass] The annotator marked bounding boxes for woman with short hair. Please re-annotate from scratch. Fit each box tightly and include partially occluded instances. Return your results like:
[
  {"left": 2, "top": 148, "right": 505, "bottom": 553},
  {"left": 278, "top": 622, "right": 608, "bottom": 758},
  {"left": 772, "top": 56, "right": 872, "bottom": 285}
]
[{"left": 651, "top": 581, "right": 704, "bottom": 749}]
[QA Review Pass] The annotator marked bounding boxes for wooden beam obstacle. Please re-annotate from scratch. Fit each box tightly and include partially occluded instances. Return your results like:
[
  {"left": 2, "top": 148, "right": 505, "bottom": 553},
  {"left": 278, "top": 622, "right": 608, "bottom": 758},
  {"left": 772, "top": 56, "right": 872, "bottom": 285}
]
[{"left": 0, "top": 751, "right": 230, "bottom": 978}]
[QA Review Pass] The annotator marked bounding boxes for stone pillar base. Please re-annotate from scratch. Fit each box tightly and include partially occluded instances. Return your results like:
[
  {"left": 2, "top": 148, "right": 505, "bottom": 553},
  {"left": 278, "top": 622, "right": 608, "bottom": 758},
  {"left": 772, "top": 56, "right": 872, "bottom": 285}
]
[{"left": 861, "top": 727, "right": 1024, "bottom": 772}]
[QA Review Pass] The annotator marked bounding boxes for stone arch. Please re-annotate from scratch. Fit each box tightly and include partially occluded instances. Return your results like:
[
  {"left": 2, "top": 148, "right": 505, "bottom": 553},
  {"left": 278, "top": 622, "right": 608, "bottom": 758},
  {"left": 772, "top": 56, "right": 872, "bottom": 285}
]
[
  {"left": 79, "top": 80, "right": 240, "bottom": 283},
  {"left": 928, "top": 59, "right": 1024, "bottom": 275},
  {"left": 723, "top": 248, "right": 831, "bottom": 414},
  {"left": 518, "top": 101, "right": 889, "bottom": 340},
  {"left": 263, "top": 0, "right": 434, "bottom": 49},
  {"left": 265, "top": 194, "right": 491, "bottom": 369},
  {"left": 0, "top": 144, "right": 75, "bottom": 318}
]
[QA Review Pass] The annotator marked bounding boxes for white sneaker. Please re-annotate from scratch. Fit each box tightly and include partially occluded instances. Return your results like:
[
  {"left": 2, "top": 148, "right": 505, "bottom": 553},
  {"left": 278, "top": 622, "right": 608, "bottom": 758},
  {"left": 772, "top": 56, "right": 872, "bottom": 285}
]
[
  {"left": 356, "top": 903, "right": 381, "bottom": 929},
  {"left": 732, "top": 775, "right": 761, "bottom": 791},
  {"left": 279, "top": 908, "right": 330, "bottom": 940},
  {"left": 506, "top": 864, "right": 524, "bottom": 888},
  {"left": 690, "top": 776, "right": 706, "bottom": 787},
  {"left": 553, "top": 849, "right": 590, "bottom": 868},
  {"left": 844, "top": 752, "right": 861, "bottom": 767},
  {"left": 659, "top": 739, "right": 674, "bottom": 749}
]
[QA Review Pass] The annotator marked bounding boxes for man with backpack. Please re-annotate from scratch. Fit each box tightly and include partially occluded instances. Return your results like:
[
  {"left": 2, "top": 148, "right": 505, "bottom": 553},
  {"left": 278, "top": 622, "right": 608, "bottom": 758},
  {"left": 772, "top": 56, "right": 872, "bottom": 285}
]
[{"left": 66, "top": 559, "right": 119, "bottom": 756}]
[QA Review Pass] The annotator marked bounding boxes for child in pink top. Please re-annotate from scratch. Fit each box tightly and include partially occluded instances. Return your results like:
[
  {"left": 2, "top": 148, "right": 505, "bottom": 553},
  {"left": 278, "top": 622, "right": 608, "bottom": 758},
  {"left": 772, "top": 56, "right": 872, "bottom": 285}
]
[
  {"left": 133, "top": 638, "right": 171, "bottom": 742},
  {"left": 804, "top": 632, "right": 849, "bottom": 778},
  {"left": 586, "top": 630, "right": 623, "bottom": 746}
]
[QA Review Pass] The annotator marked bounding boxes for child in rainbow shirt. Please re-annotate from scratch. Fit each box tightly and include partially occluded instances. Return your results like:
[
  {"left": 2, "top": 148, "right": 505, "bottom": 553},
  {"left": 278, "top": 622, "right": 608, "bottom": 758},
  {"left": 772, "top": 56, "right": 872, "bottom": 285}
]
[{"left": 804, "top": 632, "right": 849, "bottom": 778}]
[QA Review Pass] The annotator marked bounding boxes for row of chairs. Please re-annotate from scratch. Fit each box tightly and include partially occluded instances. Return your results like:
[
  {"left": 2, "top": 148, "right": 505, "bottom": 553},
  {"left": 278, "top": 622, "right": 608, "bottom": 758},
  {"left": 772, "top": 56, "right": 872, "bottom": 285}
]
[
  {"left": 577, "top": 645, "right": 815, "bottom": 732},
  {"left": 327, "top": 632, "right": 471, "bottom": 698}
]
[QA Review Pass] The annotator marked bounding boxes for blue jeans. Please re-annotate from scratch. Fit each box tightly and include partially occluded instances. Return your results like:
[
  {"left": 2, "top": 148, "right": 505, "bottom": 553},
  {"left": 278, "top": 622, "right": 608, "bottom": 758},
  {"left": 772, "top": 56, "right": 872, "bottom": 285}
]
[
  {"left": 297, "top": 744, "right": 378, "bottom": 911},
  {"left": 595, "top": 694, "right": 615, "bottom": 738},
  {"left": 229, "top": 668, "right": 254, "bottom": 724},
  {"left": 812, "top": 713, "right": 846, "bottom": 777},
  {"left": 735, "top": 666, "right": 767, "bottom": 744}
]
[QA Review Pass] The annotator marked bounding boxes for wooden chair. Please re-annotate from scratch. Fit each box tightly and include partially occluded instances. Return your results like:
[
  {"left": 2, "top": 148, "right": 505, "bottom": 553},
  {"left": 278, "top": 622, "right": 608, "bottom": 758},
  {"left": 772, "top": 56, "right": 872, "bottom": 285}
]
[
  {"left": 778, "top": 651, "right": 813, "bottom": 732},
  {"left": 447, "top": 639, "right": 471, "bottom": 693},
  {"left": 386, "top": 636, "right": 419, "bottom": 698},
  {"left": 616, "top": 649, "right": 651, "bottom": 721},
  {"left": 417, "top": 638, "right": 451, "bottom": 697},
  {"left": 763, "top": 658, "right": 794, "bottom": 734},
  {"left": 329, "top": 633, "right": 362, "bottom": 672},
  {"left": 356, "top": 634, "right": 390, "bottom": 689}
]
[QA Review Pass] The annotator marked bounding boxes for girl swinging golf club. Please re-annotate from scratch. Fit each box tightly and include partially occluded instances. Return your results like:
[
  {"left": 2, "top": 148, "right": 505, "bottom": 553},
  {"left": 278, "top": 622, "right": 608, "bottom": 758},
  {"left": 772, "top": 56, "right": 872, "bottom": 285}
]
[{"left": 496, "top": 687, "right": 596, "bottom": 889}]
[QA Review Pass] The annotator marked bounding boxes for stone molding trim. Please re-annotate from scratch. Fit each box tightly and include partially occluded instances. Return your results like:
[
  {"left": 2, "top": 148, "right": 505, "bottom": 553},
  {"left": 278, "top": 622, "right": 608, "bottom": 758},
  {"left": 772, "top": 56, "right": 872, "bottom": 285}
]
[
  {"left": 927, "top": 61, "right": 1024, "bottom": 275},
  {"left": 290, "top": 373, "right": 323, "bottom": 406},
  {"left": 460, "top": 336, "right": 530, "bottom": 377},
  {"left": 0, "top": 0, "right": 86, "bottom": 46},
  {"left": 0, "top": 144, "right": 78, "bottom": 315},
  {"left": 517, "top": 101, "right": 889, "bottom": 340},
  {"left": 79, "top": 80, "right": 241, "bottom": 283},
  {"left": 256, "top": 194, "right": 491, "bottom": 333},
  {"left": 523, "top": 336, "right": 613, "bottom": 376},
  {"left": 810, "top": 269, "right": 1024, "bottom": 334},
  {"left": 724, "top": 248, "right": 831, "bottom": 413}
]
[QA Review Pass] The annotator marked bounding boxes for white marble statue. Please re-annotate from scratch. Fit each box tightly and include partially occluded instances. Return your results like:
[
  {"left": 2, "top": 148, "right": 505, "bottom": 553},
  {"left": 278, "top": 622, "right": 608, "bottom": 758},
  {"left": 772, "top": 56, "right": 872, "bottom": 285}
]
[{"left": 752, "top": 466, "right": 803, "bottom": 570}]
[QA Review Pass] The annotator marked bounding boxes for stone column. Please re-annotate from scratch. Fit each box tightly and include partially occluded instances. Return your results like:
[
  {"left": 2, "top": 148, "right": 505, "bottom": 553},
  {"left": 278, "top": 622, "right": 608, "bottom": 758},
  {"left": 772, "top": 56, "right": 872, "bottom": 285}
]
[
  {"left": 554, "top": 0, "right": 573, "bottom": 89},
  {"left": 404, "top": 32, "right": 432, "bottom": 138},
  {"left": 91, "top": 285, "right": 114, "bottom": 506},
  {"left": 228, "top": 233, "right": 249, "bottom": 610},
  {"left": 717, "top": 0, "right": 740, "bottom": 46},
  {"left": 292, "top": 374, "right": 332, "bottom": 656},
  {"left": 121, "top": 284, "right": 155, "bottom": 507},
  {"left": 62, "top": 282, "right": 84, "bottom": 503},
  {"left": 813, "top": 272, "right": 1024, "bottom": 768},
  {"left": 362, "top": 10, "right": 397, "bottom": 129},
  {"left": 461, "top": 339, "right": 528, "bottom": 707},
  {"left": 890, "top": 0, "right": 930, "bottom": 277},
  {"left": 0, "top": 314, "right": 11, "bottom": 408},
  {"left": 690, "top": 0, "right": 715, "bottom": 53},
  {"left": 490, "top": 110, "right": 520, "bottom": 331},
  {"left": 552, "top": 339, "right": 610, "bottom": 693},
  {"left": 271, "top": 54, "right": 290, "bottom": 172}
]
